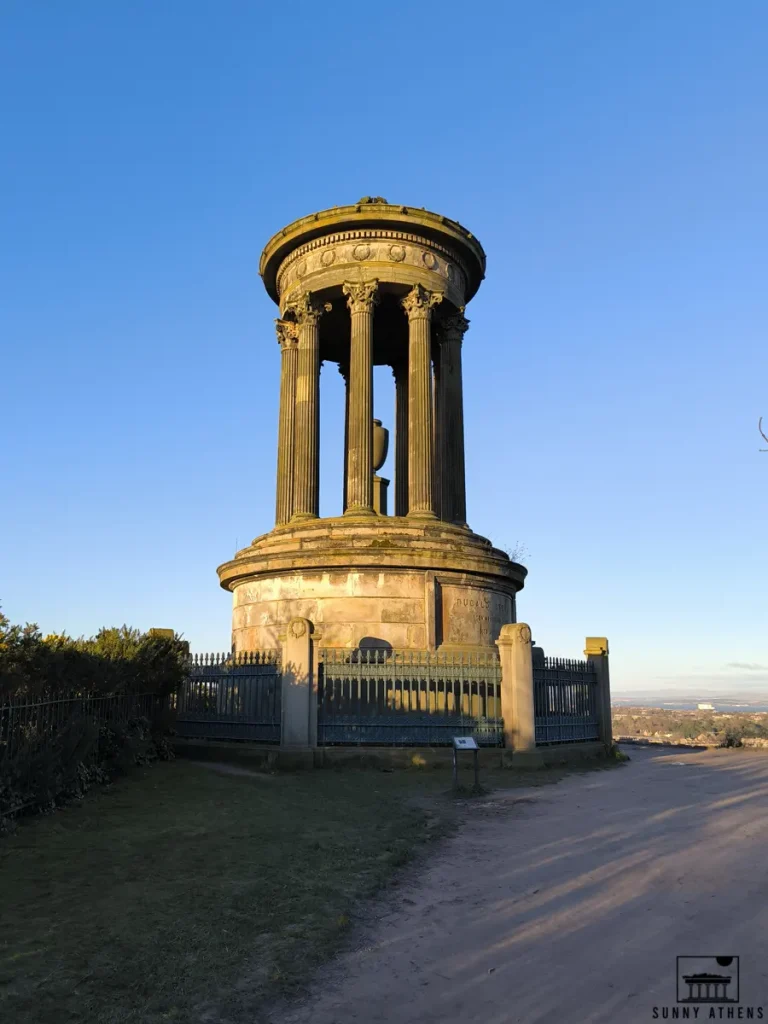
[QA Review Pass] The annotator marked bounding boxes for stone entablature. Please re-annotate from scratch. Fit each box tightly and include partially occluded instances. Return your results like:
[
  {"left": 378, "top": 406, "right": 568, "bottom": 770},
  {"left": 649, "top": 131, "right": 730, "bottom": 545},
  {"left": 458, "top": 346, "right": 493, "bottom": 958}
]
[
  {"left": 259, "top": 199, "right": 486, "bottom": 305},
  {"left": 276, "top": 229, "right": 469, "bottom": 310}
]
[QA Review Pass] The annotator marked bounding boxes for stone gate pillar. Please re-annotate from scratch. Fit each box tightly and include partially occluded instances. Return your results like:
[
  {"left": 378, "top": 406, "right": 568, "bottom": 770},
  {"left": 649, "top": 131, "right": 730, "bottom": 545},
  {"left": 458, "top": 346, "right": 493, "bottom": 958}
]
[
  {"left": 585, "top": 636, "right": 613, "bottom": 747},
  {"left": 280, "top": 617, "right": 317, "bottom": 748},
  {"left": 496, "top": 622, "right": 543, "bottom": 766}
]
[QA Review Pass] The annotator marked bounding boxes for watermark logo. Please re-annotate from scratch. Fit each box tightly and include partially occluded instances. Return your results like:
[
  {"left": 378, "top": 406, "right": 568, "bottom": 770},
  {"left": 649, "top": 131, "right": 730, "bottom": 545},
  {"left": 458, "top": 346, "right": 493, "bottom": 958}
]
[
  {"left": 652, "top": 957, "right": 763, "bottom": 1018},
  {"left": 678, "top": 957, "right": 739, "bottom": 1004}
]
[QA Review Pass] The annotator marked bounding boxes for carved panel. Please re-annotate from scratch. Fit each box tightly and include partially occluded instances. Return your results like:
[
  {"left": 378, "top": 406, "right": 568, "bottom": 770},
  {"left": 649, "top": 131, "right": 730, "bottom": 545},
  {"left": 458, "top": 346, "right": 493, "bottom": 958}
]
[{"left": 440, "top": 585, "right": 513, "bottom": 647}]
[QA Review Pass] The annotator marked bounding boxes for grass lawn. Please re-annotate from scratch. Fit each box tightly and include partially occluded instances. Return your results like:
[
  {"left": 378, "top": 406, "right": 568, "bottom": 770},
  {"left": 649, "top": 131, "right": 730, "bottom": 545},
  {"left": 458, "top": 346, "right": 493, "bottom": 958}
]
[{"left": 0, "top": 756, "right": 590, "bottom": 1024}]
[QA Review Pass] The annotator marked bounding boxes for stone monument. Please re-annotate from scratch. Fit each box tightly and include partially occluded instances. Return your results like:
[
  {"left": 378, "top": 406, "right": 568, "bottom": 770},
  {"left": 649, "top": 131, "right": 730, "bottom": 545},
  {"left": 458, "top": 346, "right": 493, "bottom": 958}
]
[{"left": 217, "top": 198, "right": 527, "bottom": 651}]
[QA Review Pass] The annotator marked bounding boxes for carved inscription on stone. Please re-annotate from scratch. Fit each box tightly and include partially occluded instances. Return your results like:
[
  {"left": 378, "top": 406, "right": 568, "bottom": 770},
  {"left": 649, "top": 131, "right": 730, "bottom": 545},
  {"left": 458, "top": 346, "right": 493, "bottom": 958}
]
[{"left": 441, "top": 586, "right": 512, "bottom": 646}]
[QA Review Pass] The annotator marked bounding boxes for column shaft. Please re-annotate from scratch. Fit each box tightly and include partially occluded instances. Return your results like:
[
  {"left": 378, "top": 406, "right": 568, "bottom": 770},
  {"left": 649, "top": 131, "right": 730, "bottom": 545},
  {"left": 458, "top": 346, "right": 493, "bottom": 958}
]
[
  {"left": 286, "top": 294, "right": 327, "bottom": 520},
  {"left": 343, "top": 281, "right": 378, "bottom": 515},
  {"left": 402, "top": 285, "right": 442, "bottom": 518},
  {"left": 340, "top": 363, "right": 350, "bottom": 513},
  {"left": 393, "top": 362, "right": 409, "bottom": 516},
  {"left": 274, "top": 320, "right": 299, "bottom": 525},
  {"left": 432, "top": 349, "right": 442, "bottom": 519},
  {"left": 437, "top": 312, "right": 469, "bottom": 526}
]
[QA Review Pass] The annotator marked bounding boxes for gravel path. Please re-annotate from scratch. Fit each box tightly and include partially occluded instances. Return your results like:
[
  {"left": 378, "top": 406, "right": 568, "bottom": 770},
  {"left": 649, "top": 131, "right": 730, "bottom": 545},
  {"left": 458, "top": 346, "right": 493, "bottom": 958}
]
[{"left": 267, "top": 746, "right": 768, "bottom": 1023}]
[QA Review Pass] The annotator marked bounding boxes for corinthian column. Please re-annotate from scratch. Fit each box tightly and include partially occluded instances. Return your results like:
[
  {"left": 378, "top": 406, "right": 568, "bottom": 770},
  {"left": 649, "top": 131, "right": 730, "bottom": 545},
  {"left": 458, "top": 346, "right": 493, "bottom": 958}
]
[
  {"left": 393, "top": 360, "right": 408, "bottom": 517},
  {"left": 285, "top": 293, "right": 329, "bottom": 521},
  {"left": 402, "top": 284, "right": 443, "bottom": 518},
  {"left": 274, "top": 319, "right": 299, "bottom": 526},
  {"left": 339, "top": 361, "right": 350, "bottom": 513},
  {"left": 436, "top": 310, "right": 469, "bottom": 525},
  {"left": 343, "top": 280, "right": 378, "bottom": 515},
  {"left": 432, "top": 345, "right": 442, "bottom": 520}
]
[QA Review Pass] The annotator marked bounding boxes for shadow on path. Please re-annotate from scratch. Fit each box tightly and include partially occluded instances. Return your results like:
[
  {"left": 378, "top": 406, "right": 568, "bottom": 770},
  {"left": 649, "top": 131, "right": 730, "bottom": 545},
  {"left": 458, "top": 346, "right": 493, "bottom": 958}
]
[{"left": 266, "top": 746, "right": 768, "bottom": 1024}]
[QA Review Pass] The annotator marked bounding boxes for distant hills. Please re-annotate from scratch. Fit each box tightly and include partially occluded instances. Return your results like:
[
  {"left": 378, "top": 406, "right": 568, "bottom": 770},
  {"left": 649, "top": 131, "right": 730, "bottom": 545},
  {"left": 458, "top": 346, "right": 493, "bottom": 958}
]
[
  {"left": 613, "top": 693, "right": 768, "bottom": 711},
  {"left": 614, "top": 689, "right": 768, "bottom": 705}
]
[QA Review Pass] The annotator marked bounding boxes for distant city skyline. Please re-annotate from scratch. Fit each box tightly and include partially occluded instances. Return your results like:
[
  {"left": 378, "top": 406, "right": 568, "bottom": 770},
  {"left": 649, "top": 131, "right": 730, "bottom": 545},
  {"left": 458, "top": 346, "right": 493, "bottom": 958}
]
[{"left": 1, "top": 2, "right": 766, "bottom": 693}]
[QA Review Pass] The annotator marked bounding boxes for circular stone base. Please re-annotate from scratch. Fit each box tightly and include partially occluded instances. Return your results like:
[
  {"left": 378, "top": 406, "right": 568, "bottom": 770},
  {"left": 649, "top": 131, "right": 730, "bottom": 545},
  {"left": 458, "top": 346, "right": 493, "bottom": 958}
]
[{"left": 217, "top": 517, "right": 526, "bottom": 652}]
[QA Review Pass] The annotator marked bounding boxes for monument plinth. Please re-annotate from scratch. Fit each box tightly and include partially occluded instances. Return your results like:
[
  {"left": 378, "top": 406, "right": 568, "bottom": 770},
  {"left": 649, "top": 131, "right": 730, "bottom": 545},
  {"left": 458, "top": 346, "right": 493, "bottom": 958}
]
[{"left": 217, "top": 198, "right": 526, "bottom": 651}]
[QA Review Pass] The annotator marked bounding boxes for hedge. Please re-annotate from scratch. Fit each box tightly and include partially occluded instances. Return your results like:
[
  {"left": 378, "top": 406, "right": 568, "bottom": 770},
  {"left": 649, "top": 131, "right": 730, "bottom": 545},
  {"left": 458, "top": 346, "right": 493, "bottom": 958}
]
[{"left": 0, "top": 608, "right": 187, "bottom": 824}]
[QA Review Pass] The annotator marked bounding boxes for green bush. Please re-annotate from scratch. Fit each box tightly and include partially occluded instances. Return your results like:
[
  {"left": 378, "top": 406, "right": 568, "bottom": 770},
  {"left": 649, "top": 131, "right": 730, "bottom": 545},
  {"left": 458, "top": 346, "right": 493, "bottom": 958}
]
[
  {"left": 0, "top": 608, "right": 187, "bottom": 702},
  {"left": 720, "top": 728, "right": 744, "bottom": 748},
  {"left": 0, "top": 713, "right": 175, "bottom": 820},
  {"left": 0, "top": 607, "right": 183, "bottom": 821}
]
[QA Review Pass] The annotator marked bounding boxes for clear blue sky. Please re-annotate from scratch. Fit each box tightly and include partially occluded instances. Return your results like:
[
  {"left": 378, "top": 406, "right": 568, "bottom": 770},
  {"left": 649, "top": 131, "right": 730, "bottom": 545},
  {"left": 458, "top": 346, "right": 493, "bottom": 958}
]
[{"left": 1, "top": 1, "right": 766, "bottom": 694}]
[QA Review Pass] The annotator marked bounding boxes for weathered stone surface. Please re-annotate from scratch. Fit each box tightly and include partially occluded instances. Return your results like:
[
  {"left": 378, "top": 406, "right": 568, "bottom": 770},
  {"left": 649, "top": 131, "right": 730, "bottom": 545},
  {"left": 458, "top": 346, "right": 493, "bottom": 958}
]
[
  {"left": 259, "top": 202, "right": 485, "bottom": 311},
  {"left": 496, "top": 622, "right": 538, "bottom": 756},
  {"left": 280, "top": 617, "right": 316, "bottom": 748},
  {"left": 223, "top": 518, "right": 525, "bottom": 651},
  {"left": 440, "top": 584, "right": 514, "bottom": 647}
]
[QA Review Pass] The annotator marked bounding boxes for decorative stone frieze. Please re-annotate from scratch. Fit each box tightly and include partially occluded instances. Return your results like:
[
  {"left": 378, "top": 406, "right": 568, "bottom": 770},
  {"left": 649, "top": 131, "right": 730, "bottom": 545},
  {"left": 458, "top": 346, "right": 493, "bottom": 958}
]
[{"left": 276, "top": 230, "right": 467, "bottom": 310}]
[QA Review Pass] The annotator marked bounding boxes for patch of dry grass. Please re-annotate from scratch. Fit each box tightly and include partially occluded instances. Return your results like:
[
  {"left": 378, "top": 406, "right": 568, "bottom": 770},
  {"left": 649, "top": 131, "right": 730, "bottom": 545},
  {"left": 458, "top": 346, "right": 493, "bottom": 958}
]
[{"left": 0, "top": 755, "right": 590, "bottom": 1023}]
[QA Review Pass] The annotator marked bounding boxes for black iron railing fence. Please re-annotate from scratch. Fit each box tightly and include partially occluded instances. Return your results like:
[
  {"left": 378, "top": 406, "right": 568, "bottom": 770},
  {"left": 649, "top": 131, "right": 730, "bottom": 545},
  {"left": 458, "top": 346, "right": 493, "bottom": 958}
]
[
  {"left": 1, "top": 646, "right": 602, "bottom": 756},
  {"left": 169, "top": 646, "right": 602, "bottom": 749},
  {"left": 0, "top": 692, "right": 157, "bottom": 763},
  {"left": 172, "top": 651, "right": 282, "bottom": 743},
  {"left": 533, "top": 656, "right": 599, "bottom": 745},
  {"left": 317, "top": 647, "right": 503, "bottom": 747}
]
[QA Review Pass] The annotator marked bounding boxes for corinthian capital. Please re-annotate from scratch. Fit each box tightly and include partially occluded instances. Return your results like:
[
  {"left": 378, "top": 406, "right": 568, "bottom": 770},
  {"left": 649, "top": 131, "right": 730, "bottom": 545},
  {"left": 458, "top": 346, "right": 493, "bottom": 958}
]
[
  {"left": 401, "top": 284, "right": 443, "bottom": 320},
  {"left": 285, "top": 292, "right": 331, "bottom": 326},
  {"left": 275, "top": 318, "right": 299, "bottom": 350},
  {"left": 343, "top": 280, "right": 379, "bottom": 314},
  {"left": 437, "top": 310, "right": 470, "bottom": 343}
]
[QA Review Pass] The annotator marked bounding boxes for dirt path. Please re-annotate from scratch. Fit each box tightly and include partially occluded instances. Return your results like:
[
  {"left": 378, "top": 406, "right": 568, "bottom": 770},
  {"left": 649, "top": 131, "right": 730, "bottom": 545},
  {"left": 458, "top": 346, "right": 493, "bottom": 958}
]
[{"left": 267, "top": 746, "right": 768, "bottom": 1023}]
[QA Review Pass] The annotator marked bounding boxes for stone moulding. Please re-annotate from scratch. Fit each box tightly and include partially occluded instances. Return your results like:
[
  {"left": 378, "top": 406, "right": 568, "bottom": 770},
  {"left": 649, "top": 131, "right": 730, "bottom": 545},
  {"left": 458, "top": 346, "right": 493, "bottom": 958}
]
[
  {"left": 217, "top": 518, "right": 525, "bottom": 591},
  {"left": 221, "top": 520, "right": 526, "bottom": 653},
  {"left": 260, "top": 203, "right": 486, "bottom": 305},
  {"left": 275, "top": 228, "right": 471, "bottom": 300}
]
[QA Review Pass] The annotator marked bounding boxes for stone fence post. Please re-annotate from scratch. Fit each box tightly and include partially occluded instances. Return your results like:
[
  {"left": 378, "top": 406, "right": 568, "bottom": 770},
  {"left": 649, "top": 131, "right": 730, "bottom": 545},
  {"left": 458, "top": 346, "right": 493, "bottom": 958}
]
[
  {"left": 585, "top": 636, "right": 612, "bottom": 748},
  {"left": 279, "top": 617, "right": 318, "bottom": 749},
  {"left": 496, "top": 623, "right": 543, "bottom": 766}
]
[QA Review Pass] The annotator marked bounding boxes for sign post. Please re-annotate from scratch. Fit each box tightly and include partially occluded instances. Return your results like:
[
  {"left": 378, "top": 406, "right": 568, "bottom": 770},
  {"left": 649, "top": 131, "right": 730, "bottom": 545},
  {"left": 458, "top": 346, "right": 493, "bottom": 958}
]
[{"left": 452, "top": 735, "right": 479, "bottom": 791}]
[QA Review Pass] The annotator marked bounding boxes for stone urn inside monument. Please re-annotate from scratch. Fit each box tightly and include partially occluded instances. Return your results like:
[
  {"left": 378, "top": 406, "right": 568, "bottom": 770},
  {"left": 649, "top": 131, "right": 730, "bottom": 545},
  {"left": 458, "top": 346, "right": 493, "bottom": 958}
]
[
  {"left": 217, "top": 197, "right": 527, "bottom": 652},
  {"left": 373, "top": 418, "right": 389, "bottom": 472},
  {"left": 372, "top": 418, "right": 389, "bottom": 516}
]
